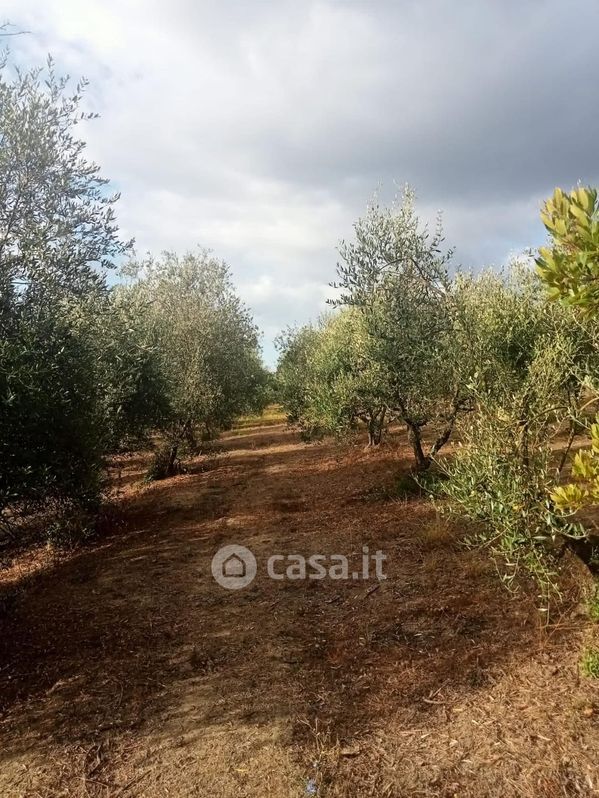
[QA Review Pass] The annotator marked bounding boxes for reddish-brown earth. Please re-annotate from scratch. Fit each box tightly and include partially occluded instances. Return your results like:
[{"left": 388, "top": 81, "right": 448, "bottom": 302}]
[{"left": 1, "top": 420, "right": 598, "bottom": 797}]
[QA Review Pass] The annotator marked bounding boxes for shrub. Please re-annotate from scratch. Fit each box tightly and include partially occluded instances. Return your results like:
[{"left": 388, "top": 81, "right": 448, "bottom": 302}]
[
  {"left": 536, "top": 186, "right": 599, "bottom": 534},
  {"left": 536, "top": 187, "right": 599, "bottom": 313},
  {"left": 437, "top": 408, "right": 568, "bottom": 593}
]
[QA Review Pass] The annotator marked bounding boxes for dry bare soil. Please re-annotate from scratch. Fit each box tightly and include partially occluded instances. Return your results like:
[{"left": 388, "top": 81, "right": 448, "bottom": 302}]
[{"left": 1, "top": 419, "right": 599, "bottom": 797}]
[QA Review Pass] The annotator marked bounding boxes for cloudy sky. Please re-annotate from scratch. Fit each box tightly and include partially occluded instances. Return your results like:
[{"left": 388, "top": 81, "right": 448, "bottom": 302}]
[{"left": 3, "top": 0, "right": 599, "bottom": 364}]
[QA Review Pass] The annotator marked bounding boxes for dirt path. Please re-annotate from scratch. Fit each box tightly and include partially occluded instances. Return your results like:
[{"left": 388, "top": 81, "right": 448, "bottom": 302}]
[{"left": 1, "top": 422, "right": 599, "bottom": 797}]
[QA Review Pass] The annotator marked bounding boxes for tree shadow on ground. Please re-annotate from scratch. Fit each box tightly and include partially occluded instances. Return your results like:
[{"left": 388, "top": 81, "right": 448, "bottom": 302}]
[{"left": 0, "top": 424, "right": 578, "bottom": 796}]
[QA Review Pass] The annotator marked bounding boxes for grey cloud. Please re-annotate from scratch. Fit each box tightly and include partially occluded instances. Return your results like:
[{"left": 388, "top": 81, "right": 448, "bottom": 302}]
[{"left": 3, "top": 0, "right": 598, "bottom": 365}]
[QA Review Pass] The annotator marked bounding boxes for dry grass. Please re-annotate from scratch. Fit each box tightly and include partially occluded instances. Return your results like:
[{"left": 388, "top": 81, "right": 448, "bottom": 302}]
[
  {"left": 0, "top": 422, "right": 598, "bottom": 796},
  {"left": 229, "top": 403, "right": 287, "bottom": 433}
]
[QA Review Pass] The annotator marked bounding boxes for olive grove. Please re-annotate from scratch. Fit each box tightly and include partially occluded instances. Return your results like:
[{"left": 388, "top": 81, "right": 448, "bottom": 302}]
[{"left": 276, "top": 187, "right": 599, "bottom": 591}]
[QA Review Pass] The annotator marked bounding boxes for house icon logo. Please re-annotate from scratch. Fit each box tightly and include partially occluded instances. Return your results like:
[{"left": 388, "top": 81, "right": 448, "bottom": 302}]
[
  {"left": 211, "top": 544, "right": 257, "bottom": 589},
  {"left": 224, "top": 553, "right": 246, "bottom": 578}
]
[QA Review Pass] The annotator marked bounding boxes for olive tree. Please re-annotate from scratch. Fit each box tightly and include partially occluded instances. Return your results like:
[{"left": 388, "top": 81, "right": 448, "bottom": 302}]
[
  {"left": 0, "top": 57, "right": 132, "bottom": 533},
  {"left": 333, "top": 188, "right": 468, "bottom": 470},
  {"left": 276, "top": 311, "right": 389, "bottom": 446},
  {"left": 438, "top": 265, "right": 595, "bottom": 591},
  {"left": 122, "top": 250, "right": 266, "bottom": 475},
  {"left": 0, "top": 57, "right": 129, "bottom": 299},
  {"left": 275, "top": 323, "right": 321, "bottom": 430},
  {"left": 310, "top": 309, "right": 390, "bottom": 445},
  {"left": 95, "top": 290, "right": 171, "bottom": 450}
]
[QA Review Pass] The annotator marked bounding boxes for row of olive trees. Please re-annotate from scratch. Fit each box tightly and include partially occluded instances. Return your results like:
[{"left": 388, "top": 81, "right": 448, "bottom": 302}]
[
  {"left": 277, "top": 189, "right": 470, "bottom": 467},
  {"left": 277, "top": 189, "right": 584, "bottom": 467},
  {"left": 276, "top": 187, "right": 599, "bottom": 590},
  {"left": 0, "top": 58, "right": 267, "bottom": 539}
]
